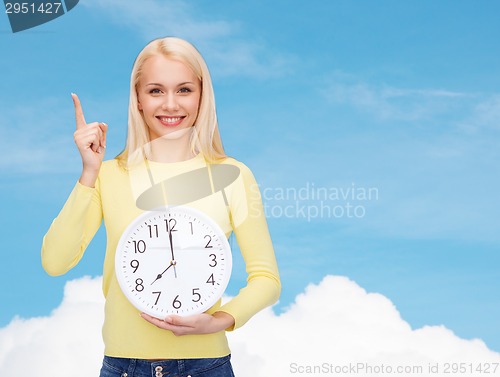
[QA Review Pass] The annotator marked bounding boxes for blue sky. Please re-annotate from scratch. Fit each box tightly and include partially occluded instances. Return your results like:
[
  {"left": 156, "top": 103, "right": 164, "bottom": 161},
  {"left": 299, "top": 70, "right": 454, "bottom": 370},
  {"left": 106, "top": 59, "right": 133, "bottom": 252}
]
[{"left": 1, "top": 0, "right": 499, "bottom": 355}]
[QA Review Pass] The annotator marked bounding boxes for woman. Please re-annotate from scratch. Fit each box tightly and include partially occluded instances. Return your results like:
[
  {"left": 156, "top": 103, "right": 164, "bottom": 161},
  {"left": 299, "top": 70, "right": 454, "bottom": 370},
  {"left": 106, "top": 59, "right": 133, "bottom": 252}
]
[{"left": 41, "top": 37, "right": 280, "bottom": 377}]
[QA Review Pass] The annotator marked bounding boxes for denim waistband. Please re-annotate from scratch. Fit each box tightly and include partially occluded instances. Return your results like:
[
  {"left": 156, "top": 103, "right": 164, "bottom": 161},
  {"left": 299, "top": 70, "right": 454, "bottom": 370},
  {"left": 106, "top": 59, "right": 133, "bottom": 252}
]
[{"left": 101, "top": 354, "right": 233, "bottom": 377}]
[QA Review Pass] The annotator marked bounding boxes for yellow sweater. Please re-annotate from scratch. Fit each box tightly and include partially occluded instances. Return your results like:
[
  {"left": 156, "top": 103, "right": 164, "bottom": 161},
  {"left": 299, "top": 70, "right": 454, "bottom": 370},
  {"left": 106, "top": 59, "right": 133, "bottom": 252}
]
[{"left": 41, "top": 153, "right": 281, "bottom": 359}]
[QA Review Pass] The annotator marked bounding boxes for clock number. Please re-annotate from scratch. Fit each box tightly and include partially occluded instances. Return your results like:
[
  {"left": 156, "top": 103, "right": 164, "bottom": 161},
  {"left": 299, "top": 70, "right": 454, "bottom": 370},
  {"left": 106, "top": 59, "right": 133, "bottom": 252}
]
[
  {"left": 148, "top": 224, "right": 159, "bottom": 238},
  {"left": 165, "top": 218, "right": 177, "bottom": 232},
  {"left": 135, "top": 278, "right": 144, "bottom": 292},
  {"left": 204, "top": 235, "right": 213, "bottom": 248},
  {"left": 206, "top": 274, "right": 215, "bottom": 285},
  {"left": 192, "top": 288, "right": 201, "bottom": 302},
  {"left": 189, "top": 221, "right": 194, "bottom": 235},
  {"left": 172, "top": 295, "right": 182, "bottom": 309},
  {"left": 152, "top": 291, "right": 162, "bottom": 305},
  {"left": 133, "top": 240, "right": 146, "bottom": 253},
  {"left": 130, "top": 259, "right": 139, "bottom": 273},
  {"left": 209, "top": 254, "right": 217, "bottom": 267}
]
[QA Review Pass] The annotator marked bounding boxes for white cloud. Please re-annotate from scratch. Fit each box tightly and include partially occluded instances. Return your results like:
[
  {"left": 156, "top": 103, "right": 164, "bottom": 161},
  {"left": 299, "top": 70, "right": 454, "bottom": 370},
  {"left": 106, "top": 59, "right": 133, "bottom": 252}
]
[
  {"left": 322, "top": 72, "right": 470, "bottom": 122},
  {"left": 1, "top": 275, "right": 499, "bottom": 376},
  {"left": 0, "top": 95, "right": 126, "bottom": 175},
  {"left": 81, "top": 0, "right": 292, "bottom": 79},
  {"left": 0, "top": 276, "right": 104, "bottom": 375},
  {"left": 239, "top": 71, "right": 500, "bottom": 242},
  {"left": 81, "top": 0, "right": 232, "bottom": 43},
  {"left": 230, "top": 276, "right": 500, "bottom": 376},
  {"left": 0, "top": 97, "right": 78, "bottom": 174},
  {"left": 467, "top": 94, "right": 500, "bottom": 131}
]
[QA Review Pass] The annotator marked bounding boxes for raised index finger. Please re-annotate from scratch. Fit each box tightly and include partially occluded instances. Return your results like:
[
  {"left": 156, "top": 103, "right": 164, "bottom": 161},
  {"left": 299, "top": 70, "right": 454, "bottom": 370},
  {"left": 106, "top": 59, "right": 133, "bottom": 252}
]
[{"left": 71, "top": 93, "right": 86, "bottom": 129}]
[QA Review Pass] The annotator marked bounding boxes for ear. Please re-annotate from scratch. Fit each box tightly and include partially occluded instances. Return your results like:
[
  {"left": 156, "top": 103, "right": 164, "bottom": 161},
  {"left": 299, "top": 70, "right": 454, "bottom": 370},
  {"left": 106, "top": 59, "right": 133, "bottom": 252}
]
[{"left": 137, "top": 95, "right": 143, "bottom": 111}]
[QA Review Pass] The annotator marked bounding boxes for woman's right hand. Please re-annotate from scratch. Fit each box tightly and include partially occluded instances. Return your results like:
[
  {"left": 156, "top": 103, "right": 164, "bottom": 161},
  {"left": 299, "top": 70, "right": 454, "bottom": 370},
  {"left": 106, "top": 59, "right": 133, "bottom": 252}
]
[{"left": 71, "top": 93, "right": 108, "bottom": 187}]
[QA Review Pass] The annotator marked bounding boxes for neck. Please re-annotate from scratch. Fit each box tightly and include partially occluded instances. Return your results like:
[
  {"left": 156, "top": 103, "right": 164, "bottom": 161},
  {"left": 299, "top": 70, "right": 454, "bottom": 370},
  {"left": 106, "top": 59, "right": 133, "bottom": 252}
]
[{"left": 147, "top": 129, "right": 196, "bottom": 163}]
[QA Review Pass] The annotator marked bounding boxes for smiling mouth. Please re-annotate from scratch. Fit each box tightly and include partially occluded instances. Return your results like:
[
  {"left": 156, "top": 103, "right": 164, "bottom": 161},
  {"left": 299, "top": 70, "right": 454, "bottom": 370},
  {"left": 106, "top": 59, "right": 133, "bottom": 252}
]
[{"left": 157, "top": 116, "right": 186, "bottom": 126}]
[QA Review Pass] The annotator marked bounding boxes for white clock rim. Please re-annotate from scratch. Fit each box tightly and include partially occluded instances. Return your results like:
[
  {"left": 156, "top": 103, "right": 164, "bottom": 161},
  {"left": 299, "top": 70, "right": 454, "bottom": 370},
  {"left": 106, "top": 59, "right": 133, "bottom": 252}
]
[{"left": 115, "top": 205, "right": 233, "bottom": 319}]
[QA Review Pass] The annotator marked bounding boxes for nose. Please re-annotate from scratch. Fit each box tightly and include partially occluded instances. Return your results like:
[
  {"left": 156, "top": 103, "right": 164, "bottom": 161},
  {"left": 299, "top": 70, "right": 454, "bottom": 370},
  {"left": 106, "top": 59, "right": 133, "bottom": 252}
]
[{"left": 162, "top": 93, "right": 179, "bottom": 112}]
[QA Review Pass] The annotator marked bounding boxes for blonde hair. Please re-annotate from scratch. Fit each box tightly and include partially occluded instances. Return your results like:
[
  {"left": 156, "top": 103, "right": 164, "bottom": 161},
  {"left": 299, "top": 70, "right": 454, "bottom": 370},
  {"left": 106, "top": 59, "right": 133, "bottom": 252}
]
[{"left": 116, "top": 37, "right": 226, "bottom": 167}]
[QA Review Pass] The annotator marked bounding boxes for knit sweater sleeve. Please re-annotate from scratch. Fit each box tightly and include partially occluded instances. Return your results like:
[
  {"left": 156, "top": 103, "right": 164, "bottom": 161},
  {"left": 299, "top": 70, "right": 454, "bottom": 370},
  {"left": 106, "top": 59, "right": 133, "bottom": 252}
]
[
  {"left": 217, "top": 162, "right": 281, "bottom": 330},
  {"left": 41, "top": 180, "right": 103, "bottom": 276}
]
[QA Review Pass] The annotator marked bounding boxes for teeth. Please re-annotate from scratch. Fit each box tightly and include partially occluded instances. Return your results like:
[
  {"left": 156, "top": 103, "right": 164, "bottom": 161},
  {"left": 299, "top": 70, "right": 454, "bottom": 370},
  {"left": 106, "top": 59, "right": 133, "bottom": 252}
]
[{"left": 159, "top": 117, "right": 182, "bottom": 124}]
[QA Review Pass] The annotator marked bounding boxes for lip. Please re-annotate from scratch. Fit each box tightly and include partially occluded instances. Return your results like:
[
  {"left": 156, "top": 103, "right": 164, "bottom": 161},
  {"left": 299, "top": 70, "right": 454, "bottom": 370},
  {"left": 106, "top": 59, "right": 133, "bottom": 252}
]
[{"left": 156, "top": 115, "right": 186, "bottom": 127}]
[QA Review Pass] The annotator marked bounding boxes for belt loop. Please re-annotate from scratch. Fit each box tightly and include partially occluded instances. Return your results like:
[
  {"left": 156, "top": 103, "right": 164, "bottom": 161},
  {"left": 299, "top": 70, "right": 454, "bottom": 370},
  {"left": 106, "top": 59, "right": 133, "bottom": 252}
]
[
  {"left": 178, "top": 359, "right": 185, "bottom": 375},
  {"left": 128, "top": 358, "right": 137, "bottom": 377}
]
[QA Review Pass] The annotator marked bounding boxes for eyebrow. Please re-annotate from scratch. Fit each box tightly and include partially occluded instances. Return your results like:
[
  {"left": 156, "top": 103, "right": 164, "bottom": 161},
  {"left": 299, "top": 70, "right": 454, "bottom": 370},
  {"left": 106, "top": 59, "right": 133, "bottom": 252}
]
[{"left": 145, "top": 82, "right": 196, "bottom": 87}]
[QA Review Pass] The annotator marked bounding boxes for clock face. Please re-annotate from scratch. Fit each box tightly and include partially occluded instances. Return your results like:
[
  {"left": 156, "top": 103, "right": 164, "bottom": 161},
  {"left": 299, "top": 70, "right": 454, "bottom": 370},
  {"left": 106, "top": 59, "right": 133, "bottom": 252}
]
[{"left": 115, "top": 205, "right": 232, "bottom": 319}]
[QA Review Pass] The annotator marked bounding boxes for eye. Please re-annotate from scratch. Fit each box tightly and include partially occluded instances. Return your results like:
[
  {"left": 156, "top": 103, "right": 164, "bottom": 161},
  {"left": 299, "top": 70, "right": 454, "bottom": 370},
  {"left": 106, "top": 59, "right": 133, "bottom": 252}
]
[
  {"left": 178, "top": 87, "right": 192, "bottom": 94},
  {"left": 149, "top": 88, "right": 162, "bottom": 94}
]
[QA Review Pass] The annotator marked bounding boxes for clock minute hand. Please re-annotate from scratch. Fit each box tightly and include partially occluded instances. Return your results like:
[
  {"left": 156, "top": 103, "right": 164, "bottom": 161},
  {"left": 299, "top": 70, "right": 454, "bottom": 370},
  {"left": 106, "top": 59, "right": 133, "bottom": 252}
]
[
  {"left": 168, "top": 227, "right": 178, "bottom": 278},
  {"left": 168, "top": 227, "right": 175, "bottom": 261}
]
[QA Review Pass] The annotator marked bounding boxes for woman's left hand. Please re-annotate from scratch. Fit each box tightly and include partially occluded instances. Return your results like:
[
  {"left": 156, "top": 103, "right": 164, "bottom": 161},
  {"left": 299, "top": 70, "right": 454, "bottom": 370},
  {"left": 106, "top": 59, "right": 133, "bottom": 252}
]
[{"left": 140, "top": 311, "right": 235, "bottom": 336}]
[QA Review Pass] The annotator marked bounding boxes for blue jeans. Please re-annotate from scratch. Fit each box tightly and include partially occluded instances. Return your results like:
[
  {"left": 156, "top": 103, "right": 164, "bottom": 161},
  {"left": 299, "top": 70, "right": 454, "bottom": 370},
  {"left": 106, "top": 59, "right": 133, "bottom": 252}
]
[{"left": 99, "top": 355, "right": 235, "bottom": 377}]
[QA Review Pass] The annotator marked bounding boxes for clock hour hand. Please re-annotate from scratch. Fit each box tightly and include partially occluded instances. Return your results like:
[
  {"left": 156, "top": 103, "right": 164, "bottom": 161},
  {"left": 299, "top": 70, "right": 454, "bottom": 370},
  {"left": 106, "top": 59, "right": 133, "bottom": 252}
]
[{"left": 150, "top": 260, "right": 176, "bottom": 285}]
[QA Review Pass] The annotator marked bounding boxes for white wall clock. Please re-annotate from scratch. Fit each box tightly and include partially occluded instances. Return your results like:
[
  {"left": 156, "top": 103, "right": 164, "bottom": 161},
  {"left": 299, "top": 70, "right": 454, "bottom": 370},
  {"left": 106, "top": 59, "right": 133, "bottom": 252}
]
[{"left": 115, "top": 205, "right": 232, "bottom": 318}]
